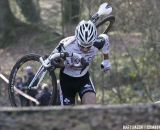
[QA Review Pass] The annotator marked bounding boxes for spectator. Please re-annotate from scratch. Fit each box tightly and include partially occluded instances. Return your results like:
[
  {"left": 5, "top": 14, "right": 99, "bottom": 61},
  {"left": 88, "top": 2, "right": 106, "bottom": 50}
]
[
  {"left": 15, "top": 77, "right": 26, "bottom": 106},
  {"left": 37, "top": 83, "right": 51, "bottom": 106},
  {"left": 23, "top": 66, "right": 38, "bottom": 106}
]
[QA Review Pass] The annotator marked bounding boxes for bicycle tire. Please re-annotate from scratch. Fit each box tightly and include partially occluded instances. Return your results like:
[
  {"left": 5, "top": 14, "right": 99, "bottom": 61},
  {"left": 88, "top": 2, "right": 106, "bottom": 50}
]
[
  {"left": 8, "top": 53, "right": 58, "bottom": 107},
  {"left": 96, "top": 15, "right": 115, "bottom": 34}
]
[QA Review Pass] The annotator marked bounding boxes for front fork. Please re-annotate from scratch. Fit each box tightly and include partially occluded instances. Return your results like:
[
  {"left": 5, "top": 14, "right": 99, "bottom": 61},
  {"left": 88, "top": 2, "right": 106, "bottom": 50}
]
[{"left": 28, "top": 65, "right": 47, "bottom": 89}]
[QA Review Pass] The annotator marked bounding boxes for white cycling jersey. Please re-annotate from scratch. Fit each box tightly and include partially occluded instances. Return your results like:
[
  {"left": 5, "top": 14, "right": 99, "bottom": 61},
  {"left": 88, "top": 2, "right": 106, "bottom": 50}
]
[{"left": 54, "top": 34, "right": 109, "bottom": 77}]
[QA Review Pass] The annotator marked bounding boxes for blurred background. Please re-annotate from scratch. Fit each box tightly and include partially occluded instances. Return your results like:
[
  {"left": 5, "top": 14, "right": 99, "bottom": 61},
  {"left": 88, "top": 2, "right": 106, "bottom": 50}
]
[{"left": 0, "top": 0, "right": 160, "bottom": 106}]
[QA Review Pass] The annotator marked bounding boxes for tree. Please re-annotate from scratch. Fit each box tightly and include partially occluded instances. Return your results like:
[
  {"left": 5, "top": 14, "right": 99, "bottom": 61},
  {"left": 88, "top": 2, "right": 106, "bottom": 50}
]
[
  {"left": 0, "top": 0, "right": 17, "bottom": 47},
  {"left": 61, "top": 0, "right": 80, "bottom": 35},
  {"left": 16, "top": 0, "right": 41, "bottom": 23},
  {"left": 62, "top": 0, "right": 80, "bottom": 24}
]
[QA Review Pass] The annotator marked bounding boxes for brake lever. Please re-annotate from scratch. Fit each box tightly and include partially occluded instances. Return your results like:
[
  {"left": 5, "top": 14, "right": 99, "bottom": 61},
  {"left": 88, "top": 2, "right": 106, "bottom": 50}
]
[{"left": 50, "top": 52, "right": 69, "bottom": 68}]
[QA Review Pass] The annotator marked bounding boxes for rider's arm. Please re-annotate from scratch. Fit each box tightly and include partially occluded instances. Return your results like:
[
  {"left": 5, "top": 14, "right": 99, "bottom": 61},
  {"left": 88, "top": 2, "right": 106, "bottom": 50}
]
[
  {"left": 99, "top": 34, "right": 110, "bottom": 60},
  {"left": 97, "top": 34, "right": 111, "bottom": 72},
  {"left": 103, "top": 53, "right": 109, "bottom": 60}
]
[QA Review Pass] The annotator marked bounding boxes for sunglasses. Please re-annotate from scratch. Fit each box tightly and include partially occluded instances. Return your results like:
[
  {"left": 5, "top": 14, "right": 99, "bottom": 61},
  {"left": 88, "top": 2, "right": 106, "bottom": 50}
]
[{"left": 78, "top": 44, "right": 92, "bottom": 49}]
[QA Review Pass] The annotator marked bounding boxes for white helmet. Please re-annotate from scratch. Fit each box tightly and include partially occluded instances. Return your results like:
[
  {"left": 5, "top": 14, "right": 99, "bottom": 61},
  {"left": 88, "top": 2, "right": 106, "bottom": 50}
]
[{"left": 75, "top": 20, "right": 97, "bottom": 47}]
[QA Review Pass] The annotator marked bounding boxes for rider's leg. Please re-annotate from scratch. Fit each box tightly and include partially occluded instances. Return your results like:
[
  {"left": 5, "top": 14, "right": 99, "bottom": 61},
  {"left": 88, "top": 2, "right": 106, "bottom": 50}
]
[
  {"left": 79, "top": 76, "right": 96, "bottom": 104},
  {"left": 81, "top": 92, "right": 96, "bottom": 104},
  {"left": 59, "top": 70, "right": 77, "bottom": 105}
]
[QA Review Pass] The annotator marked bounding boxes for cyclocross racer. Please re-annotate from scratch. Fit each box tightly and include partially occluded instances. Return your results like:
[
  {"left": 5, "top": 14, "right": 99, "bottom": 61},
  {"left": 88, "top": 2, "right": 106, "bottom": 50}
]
[{"left": 54, "top": 20, "right": 111, "bottom": 105}]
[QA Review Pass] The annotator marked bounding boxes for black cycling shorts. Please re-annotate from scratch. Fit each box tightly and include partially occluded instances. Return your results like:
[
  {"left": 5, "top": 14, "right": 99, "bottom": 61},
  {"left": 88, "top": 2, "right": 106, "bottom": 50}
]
[{"left": 59, "top": 70, "right": 96, "bottom": 105}]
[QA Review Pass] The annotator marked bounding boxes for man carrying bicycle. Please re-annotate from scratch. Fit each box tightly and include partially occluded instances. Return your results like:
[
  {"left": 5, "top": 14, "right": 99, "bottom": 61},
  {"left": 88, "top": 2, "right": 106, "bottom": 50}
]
[{"left": 55, "top": 20, "right": 111, "bottom": 105}]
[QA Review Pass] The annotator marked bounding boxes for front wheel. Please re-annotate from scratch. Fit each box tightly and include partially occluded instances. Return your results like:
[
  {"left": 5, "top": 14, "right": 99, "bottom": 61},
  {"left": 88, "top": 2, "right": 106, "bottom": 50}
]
[{"left": 8, "top": 53, "right": 58, "bottom": 107}]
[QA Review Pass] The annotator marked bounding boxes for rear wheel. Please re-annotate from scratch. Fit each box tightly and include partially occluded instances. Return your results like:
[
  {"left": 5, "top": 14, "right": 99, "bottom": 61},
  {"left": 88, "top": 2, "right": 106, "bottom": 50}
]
[
  {"left": 8, "top": 53, "right": 58, "bottom": 107},
  {"left": 96, "top": 15, "right": 115, "bottom": 34}
]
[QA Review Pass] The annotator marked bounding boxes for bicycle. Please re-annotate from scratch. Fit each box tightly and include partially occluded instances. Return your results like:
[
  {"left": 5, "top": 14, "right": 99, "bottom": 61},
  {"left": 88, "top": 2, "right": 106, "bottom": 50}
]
[{"left": 8, "top": 3, "right": 115, "bottom": 107}]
